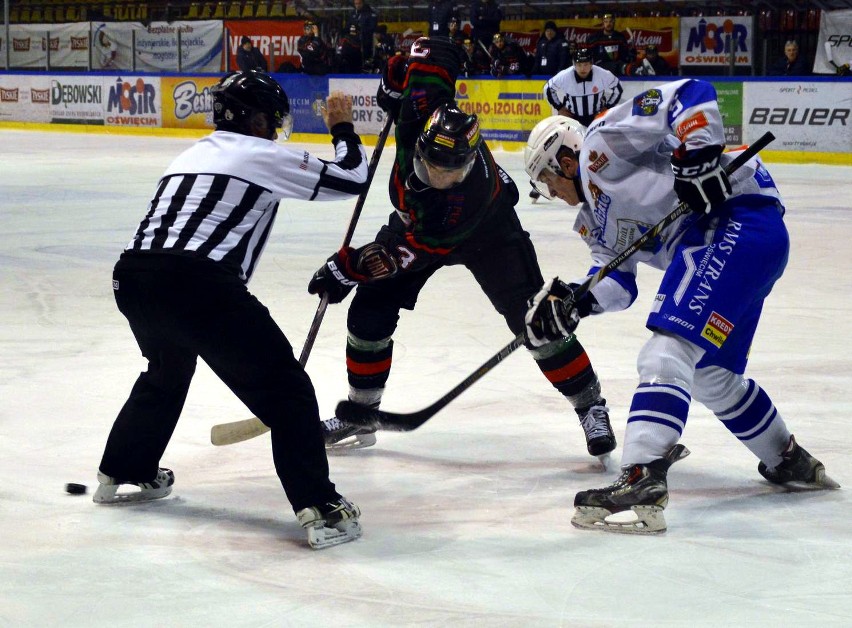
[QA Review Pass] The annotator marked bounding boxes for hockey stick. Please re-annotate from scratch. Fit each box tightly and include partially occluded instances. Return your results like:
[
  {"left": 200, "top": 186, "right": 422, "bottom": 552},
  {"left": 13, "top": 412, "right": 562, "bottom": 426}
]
[
  {"left": 335, "top": 131, "right": 776, "bottom": 432},
  {"left": 210, "top": 114, "right": 395, "bottom": 447}
]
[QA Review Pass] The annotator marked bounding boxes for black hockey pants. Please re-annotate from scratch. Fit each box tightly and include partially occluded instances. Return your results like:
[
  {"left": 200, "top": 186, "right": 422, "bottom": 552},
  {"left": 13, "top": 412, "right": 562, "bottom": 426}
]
[{"left": 100, "top": 252, "right": 339, "bottom": 512}]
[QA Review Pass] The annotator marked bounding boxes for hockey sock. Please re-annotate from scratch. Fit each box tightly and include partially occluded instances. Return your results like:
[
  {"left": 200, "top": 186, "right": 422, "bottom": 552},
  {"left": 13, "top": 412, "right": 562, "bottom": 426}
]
[
  {"left": 532, "top": 335, "right": 601, "bottom": 409},
  {"left": 714, "top": 379, "right": 791, "bottom": 468},
  {"left": 621, "top": 382, "right": 692, "bottom": 466},
  {"left": 346, "top": 333, "right": 393, "bottom": 392}
]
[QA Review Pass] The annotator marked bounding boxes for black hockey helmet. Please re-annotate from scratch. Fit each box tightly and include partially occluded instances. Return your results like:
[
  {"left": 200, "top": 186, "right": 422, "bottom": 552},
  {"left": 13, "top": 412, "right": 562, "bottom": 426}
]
[
  {"left": 212, "top": 71, "right": 293, "bottom": 140},
  {"left": 574, "top": 47, "right": 593, "bottom": 64},
  {"left": 413, "top": 103, "right": 482, "bottom": 189}
]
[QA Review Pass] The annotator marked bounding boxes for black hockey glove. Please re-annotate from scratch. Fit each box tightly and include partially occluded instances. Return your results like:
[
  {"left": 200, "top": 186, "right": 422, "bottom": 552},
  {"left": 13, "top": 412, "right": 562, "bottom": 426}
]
[
  {"left": 308, "top": 243, "right": 398, "bottom": 304},
  {"left": 376, "top": 53, "right": 407, "bottom": 118},
  {"left": 524, "top": 278, "right": 583, "bottom": 348},
  {"left": 670, "top": 145, "right": 732, "bottom": 214}
]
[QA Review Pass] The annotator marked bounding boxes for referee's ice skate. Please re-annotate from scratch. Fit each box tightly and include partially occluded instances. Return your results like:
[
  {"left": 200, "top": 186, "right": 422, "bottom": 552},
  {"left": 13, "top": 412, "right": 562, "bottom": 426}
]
[
  {"left": 93, "top": 468, "right": 174, "bottom": 504},
  {"left": 572, "top": 445, "right": 689, "bottom": 534},
  {"left": 297, "top": 497, "right": 362, "bottom": 549}
]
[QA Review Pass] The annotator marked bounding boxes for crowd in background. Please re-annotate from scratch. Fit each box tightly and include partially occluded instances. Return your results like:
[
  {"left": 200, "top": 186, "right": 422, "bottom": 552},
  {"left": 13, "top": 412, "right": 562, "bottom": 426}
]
[{"left": 266, "top": 1, "right": 816, "bottom": 78}]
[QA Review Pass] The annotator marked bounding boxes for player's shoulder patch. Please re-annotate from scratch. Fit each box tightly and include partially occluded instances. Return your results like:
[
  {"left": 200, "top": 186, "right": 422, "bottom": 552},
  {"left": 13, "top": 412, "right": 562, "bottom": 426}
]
[{"left": 632, "top": 89, "right": 664, "bottom": 116}]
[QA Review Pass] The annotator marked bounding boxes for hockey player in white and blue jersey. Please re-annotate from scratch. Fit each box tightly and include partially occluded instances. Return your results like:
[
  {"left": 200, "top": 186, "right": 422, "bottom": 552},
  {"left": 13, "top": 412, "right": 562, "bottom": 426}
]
[{"left": 523, "top": 78, "right": 838, "bottom": 534}]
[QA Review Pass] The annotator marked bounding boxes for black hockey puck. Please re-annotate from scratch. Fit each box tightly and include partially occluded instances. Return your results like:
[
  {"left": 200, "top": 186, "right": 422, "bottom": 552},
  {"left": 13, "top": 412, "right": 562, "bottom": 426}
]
[{"left": 65, "top": 483, "right": 87, "bottom": 495}]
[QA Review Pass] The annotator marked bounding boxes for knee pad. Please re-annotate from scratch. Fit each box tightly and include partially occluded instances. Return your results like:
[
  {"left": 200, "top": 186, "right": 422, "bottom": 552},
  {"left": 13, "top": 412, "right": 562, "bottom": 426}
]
[{"left": 636, "top": 331, "right": 703, "bottom": 391}]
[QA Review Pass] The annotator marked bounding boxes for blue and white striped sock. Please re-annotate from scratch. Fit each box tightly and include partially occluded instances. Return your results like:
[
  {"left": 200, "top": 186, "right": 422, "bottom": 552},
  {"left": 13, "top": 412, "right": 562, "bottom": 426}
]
[{"left": 621, "top": 382, "right": 691, "bottom": 465}]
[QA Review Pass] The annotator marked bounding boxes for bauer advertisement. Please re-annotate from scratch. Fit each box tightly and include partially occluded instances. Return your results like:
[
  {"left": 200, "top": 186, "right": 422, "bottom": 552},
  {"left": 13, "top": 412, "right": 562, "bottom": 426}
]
[{"left": 744, "top": 81, "right": 851, "bottom": 154}]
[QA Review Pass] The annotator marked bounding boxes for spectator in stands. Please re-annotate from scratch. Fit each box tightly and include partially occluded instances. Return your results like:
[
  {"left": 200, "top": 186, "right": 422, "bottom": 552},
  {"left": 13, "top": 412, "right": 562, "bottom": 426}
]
[
  {"left": 767, "top": 40, "right": 810, "bottom": 76},
  {"left": 237, "top": 36, "right": 268, "bottom": 73},
  {"left": 448, "top": 16, "right": 465, "bottom": 47},
  {"left": 298, "top": 21, "right": 331, "bottom": 76},
  {"left": 461, "top": 37, "right": 491, "bottom": 76},
  {"left": 631, "top": 44, "right": 674, "bottom": 76},
  {"left": 336, "top": 24, "right": 364, "bottom": 74},
  {"left": 470, "top": 0, "right": 503, "bottom": 49},
  {"left": 587, "top": 13, "right": 631, "bottom": 75},
  {"left": 347, "top": 0, "right": 378, "bottom": 63},
  {"left": 368, "top": 24, "right": 396, "bottom": 73},
  {"left": 428, "top": 1, "right": 457, "bottom": 38},
  {"left": 532, "top": 20, "right": 570, "bottom": 77},
  {"left": 489, "top": 32, "right": 530, "bottom": 77}
]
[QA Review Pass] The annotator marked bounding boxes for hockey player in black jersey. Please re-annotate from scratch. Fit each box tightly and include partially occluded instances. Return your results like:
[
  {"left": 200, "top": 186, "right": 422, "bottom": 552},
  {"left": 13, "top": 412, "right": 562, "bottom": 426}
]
[
  {"left": 94, "top": 71, "right": 367, "bottom": 549},
  {"left": 308, "top": 37, "right": 615, "bottom": 464}
]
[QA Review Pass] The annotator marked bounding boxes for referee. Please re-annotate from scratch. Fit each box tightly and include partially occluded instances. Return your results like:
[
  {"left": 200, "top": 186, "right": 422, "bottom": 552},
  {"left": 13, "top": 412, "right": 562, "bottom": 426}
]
[
  {"left": 94, "top": 71, "right": 368, "bottom": 549},
  {"left": 529, "top": 49, "right": 623, "bottom": 202},
  {"left": 544, "top": 48, "right": 623, "bottom": 127}
]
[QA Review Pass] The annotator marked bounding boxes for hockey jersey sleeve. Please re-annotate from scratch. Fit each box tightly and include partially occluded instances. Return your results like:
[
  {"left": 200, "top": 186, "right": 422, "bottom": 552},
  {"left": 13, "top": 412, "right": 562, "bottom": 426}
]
[
  {"left": 571, "top": 205, "right": 639, "bottom": 313},
  {"left": 393, "top": 38, "right": 462, "bottom": 175},
  {"left": 602, "top": 73, "right": 623, "bottom": 108}
]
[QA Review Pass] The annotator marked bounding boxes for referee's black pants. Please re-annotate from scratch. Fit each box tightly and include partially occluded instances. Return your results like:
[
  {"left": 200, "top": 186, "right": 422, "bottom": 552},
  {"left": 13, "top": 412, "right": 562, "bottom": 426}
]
[{"left": 100, "top": 252, "right": 339, "bottom": 512}]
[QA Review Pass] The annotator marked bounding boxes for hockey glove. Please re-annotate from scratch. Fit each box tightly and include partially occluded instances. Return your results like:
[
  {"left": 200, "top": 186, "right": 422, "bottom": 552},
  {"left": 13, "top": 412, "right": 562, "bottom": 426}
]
[
  {"left": 376, "top": 53, "right": 407, "bottom": 118},
  {"left": 308, "top": 243, "right": 398, "bottom": 304},
  {"left": 524, "top": 278, "right": 583, "bottom": 348},
  {"left": 671, "top": 145, "right": 732, "bottom": 214}
]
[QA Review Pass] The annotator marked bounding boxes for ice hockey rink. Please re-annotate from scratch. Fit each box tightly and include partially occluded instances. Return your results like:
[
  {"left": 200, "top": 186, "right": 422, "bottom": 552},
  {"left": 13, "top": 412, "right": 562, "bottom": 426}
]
[{"left": 1, "top": 128, "right": 850, "bottom": 627}]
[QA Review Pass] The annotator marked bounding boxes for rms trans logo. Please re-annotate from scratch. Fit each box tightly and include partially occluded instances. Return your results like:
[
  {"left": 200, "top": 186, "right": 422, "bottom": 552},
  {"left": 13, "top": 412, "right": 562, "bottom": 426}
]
[{"left": 106, "top": 77, "right": 159, "bottom": 126}]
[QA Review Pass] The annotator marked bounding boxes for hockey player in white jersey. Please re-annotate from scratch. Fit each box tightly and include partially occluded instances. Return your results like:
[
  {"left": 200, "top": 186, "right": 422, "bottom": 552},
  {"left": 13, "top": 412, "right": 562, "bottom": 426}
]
[{"left": 523, "top": 78, "right": 839, "bottom": 534}]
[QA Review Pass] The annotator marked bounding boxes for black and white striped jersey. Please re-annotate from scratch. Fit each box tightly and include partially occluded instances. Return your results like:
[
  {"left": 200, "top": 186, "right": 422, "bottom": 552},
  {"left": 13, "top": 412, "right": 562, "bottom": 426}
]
[
  {"left": 544, "top": 65, "right": 623, "bottom": 127},
  {"left": 127, "top": 128, "right": 368, "bottom": 283}
]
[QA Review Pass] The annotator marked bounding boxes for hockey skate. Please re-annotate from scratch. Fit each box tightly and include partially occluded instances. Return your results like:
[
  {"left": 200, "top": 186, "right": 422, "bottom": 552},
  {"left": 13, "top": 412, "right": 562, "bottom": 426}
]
[
  {"left": 758, "top": 435, "right": 839, "bottom": 490},
  {"left": 577, "top": 403, "right": 616, "bottom": 467},
  {"left": 93, "top": 468, "right": 174, "bottom": 504},
  {"left": 572, "top": 444, "right": 690, "bottom": 534},
  {"left": 529, "top": 189, "right": 542, "bottom": 204},
  {"left": 322, "top": 415, "right": 377, "bottom": 451},
  {"left": 297, "top": 497, "right": 362, "bottom": 550}
]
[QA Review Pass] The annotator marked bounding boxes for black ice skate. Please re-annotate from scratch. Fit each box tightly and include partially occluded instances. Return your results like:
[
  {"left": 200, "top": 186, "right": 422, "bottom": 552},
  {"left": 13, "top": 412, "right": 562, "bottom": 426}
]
[
  {"left": 572, "top": 444, "right": 690, "bottom": 534},
  {"left": 93, "top": 468, "right": 174, "bottom": 504},
  {"left": 758, "top": 435, "right": 839, "bottom": 490},
  {"left": 529, "top": 188, "right": 542, "bottom": 204},
  {"left": 297, "top": 496, "right": 362, "bottom": 549},
  {"left": 322, "top": 415, "right": 377, "bottom": 451},
  {"left": 576, "top": 402, "right": 616, "bottom": 466}
]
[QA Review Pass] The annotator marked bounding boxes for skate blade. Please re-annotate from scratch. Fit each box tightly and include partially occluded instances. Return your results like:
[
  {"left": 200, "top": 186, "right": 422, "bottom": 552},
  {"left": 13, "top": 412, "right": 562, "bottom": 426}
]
[
  {"left": 596, "top": 452, "right": 612, "bottom": 471},
  {"left": 92, "top": 484, "right": 173, "bottom": 505},
  {"left": 305, "top": 520, "right": 363, "bottom": 550},
  {"left": 778, "top": 468, "right": 841, "bottom": 491},
  {"left": 326, "top": 432, "right": 377, "bottom": 452},
  {"left": 572, "top": 505, "right": 667, "bottom": 535}
]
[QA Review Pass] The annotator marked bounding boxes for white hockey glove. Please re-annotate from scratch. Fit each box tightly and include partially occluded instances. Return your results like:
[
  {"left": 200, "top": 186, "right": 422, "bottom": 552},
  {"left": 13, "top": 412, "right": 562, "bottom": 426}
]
[
  {"left": 670, "top": 145, "right": 732, "bottom": 214},
  {"left": 524, "top": 278, "right": 582, "bottom": 348}
]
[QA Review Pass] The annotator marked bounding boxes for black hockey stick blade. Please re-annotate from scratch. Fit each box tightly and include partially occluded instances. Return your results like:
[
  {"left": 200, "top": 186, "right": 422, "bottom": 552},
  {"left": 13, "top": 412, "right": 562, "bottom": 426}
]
[
  {"left": 337, "top": 132, "right": 775, "bottom": 433},
  {"left": 337, "top": 334, "right": 526, "bottom": 431}
]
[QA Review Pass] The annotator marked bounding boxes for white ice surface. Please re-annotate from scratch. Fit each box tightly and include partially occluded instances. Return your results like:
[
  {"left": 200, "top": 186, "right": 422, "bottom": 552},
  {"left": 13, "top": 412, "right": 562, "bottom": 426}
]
[{"left": 1, "top": 130, "right": 850, "bottom": 627}]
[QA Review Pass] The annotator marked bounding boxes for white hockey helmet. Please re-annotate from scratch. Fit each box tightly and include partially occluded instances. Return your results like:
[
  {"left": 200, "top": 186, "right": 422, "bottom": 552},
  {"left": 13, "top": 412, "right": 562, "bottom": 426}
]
[{"left": 524, "top": 115, "right": 586, "bottom": 198}]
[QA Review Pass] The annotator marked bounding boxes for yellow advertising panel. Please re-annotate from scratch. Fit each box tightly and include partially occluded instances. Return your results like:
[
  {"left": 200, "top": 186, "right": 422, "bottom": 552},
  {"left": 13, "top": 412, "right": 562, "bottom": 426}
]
[
  {"left": 161, "top": 76, "right": 220, "bottom": 130},
  {"left": 454, "top": 79, "right": 549, "bottom": 143}
]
